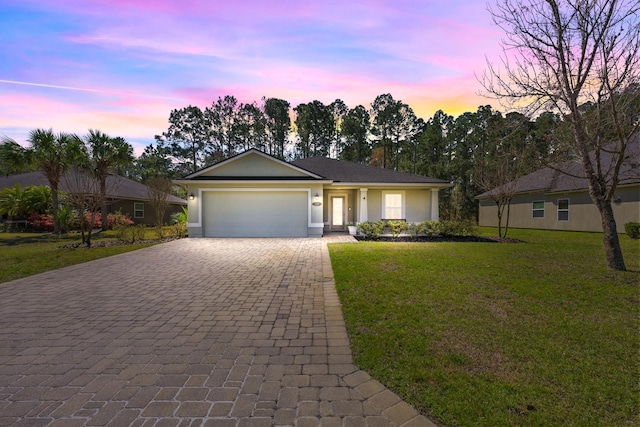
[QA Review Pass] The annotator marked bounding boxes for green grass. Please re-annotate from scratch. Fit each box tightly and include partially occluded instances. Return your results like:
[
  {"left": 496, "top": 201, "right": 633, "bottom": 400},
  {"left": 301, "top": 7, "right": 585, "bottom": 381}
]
[
  {"left": 0, "top": 231, "right": 162, "bottom": 283},
  {"left": 329, "top": 228, "right": 639, "bottom": 427}
]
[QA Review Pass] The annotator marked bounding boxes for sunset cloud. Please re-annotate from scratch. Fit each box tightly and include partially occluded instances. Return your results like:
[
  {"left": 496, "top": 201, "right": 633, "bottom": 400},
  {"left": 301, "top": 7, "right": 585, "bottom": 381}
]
[{"left": 1, "top": 0, "right": 504, "bottom": 153}]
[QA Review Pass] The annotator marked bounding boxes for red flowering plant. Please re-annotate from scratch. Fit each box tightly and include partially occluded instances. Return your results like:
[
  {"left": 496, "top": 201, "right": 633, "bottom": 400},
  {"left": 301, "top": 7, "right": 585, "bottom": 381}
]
[
  {"left": 83, "top": 211, "right": 102, "bottom": 229},
  {"left": 28, "top": 213, "right": 54, "bottom": 232},
  {"left": 107, "top": 210, "right": 134, "bottom": 228}
]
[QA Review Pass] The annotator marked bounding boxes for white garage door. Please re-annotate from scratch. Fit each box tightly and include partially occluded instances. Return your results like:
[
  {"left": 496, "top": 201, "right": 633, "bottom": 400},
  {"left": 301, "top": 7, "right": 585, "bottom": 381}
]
[{"left": 203, "top": 191, "right": 308, "bottom": 237}]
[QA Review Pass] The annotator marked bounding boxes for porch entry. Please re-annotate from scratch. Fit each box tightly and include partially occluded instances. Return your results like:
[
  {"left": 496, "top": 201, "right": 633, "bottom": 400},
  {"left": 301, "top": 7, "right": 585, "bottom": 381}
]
[{"left": 330, "top": 196, "right": 346, "bottom": 231}]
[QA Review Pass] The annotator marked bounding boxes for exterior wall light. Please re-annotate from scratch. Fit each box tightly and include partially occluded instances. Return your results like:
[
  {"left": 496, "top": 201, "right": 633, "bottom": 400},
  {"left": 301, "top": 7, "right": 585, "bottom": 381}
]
[{"left": 189, "top": 193, "right": 195, "bottom": 200}]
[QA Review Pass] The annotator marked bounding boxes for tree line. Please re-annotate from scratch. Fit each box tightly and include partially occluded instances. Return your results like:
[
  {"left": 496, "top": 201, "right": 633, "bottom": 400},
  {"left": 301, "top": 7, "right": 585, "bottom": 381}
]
[
  {"left": 148, "top": 94, "right": 561, "bottom": 221},
  {"left": 1, "top": 96, "right": 564, "bottom": 223}
]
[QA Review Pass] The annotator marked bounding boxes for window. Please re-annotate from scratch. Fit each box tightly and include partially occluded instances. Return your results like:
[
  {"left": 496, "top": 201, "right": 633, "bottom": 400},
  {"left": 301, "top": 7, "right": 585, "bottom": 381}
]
[
  {"left": 134, "top": 202, "right": 144, "bottom": 218},
  {"left": 383, "top": 192, "right": 404, "bottom": 219},
  {"left": 557, "top": 198, "right": 569, "bottom": 221},
  {"left": 532, "top": 201, "right": 545, "bottom": 218}
]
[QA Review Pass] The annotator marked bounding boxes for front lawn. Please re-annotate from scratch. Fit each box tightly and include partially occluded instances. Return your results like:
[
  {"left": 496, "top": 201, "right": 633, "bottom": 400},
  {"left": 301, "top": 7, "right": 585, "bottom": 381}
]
[
  {"left": 0, "top": 231, "right": 163, "bottom": 284},
  {"left": 329, "top": 229, "right": 639, "bottom": 427}
]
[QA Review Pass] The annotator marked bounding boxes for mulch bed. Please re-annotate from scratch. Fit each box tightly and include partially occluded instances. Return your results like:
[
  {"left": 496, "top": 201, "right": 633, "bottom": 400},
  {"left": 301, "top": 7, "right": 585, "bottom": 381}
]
[
  {"left": 354, "top": 235, "right": 524, "bottom": 243},
  {"left": 59, "top": 236, "right": 181, "bottom": 249}
]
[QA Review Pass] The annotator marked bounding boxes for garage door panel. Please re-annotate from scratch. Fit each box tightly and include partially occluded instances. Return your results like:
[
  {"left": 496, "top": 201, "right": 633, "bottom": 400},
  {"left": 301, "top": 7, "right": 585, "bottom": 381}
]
[{"left": 203, "top": 191, "right": 308, "bottom": 237}]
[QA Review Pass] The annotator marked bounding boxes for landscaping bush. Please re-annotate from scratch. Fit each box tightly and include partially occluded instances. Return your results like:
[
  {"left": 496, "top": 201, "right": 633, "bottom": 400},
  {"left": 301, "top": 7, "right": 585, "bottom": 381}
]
[
  {"left": 171, "top": 206, "right": 188, "bottom": 225},
  {"left": 56, "top": 204, "right": 77, "bottom": 233},
  {"left": 406, "top": 222, "right": 420, "bottom": 237},
  {"left": 83, "top": 211, "right": 102, "bottom": 229},
  {"left": 154, "top": 225, "right": 166, "bottom": 239},
  {"left": 28, "top": 213, "right": 54, "bottom": 232},
  {"left": 114, "top": 224, "right": 130, "bottom": 242},
  {"left": 357, "top": 220, "right": 385, "bottom": 239},
  {"left": 170, "top": 222, "right": 188, "bottom": 238},
  {"left": 432, "top": 219, "right": 478, "bottom": 237},
  {"left": 107, "top": 210, "right": 134, "bottom": 228},
  {"left": 625, "top": 222, "right": 640, "bottom": 239},
  {"left": 419, "top": 220, "right": 438, "bottom": 236},
  {"left": 387, "top": 220, "right": 407, "bottom": 238},
  {"left": 114, "top": 224, "right": 146, "bottom": 243}
]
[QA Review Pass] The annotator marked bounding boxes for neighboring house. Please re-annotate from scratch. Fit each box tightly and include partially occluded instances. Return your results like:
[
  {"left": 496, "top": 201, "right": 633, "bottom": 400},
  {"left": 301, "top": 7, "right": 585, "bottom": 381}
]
[
  {"left": 173, "top": 149, "right": 451, "bottom": 237},
  {"left": 477, "top": 136, "right": 640, "bottom": 232},
  {"left": 0, "top": 171, "right": 187, "bottom": 226}
]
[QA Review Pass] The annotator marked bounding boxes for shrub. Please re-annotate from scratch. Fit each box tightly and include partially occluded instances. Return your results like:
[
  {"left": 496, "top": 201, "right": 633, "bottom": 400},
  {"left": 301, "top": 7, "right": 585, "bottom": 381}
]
[
  {"left": 56, "top": 204, "right": 77, "bottom": 233},
  {"left": 83, "top": 211, "right": 102, "bottom": 229},
  {"left": 107, "top": 210, "right": 134, "bottom": 228},
  {"left": 406, "top": 222, "right": 420, "bottom": 236},
  {"left": 114, "top": 224, "right": 130, "bottom": 242},
  {"left": 387, "top": 220, "right": 407, "bottom": 238},
  {"left": 433, "top": 219, "right": 478, "bottom": 237},
  {"left": 419, "top": 221, "right": 439, "bottom": 236},
  {"left": 28, "top": 213, "right": 54, "bottom": 232},
  {"left": 132, "top": 224, "right": 146, "bottom": 242},
  {"left": 625, "top": 222, "right": 640, "bottom": 239},
  {"left": 171, "top": 206, "right": 188, "bottom": 225},
  {"left": 170, "top": 222, "right": 188, "bottom": 238},
  {"left": 358, "top": 220, "right": 385, "bottom": 239},
  {"left": 154, "top": 225, "right": 166, "bottom": 239},
  {"left": 114, "top": 223, "right": 147, "bottom": 243}
]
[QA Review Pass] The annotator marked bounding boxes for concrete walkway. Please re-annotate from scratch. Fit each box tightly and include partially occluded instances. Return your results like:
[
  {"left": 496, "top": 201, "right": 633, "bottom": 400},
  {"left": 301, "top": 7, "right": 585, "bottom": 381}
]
[{"left": 0, "top": 238, "right": 435, "bottom": 427}]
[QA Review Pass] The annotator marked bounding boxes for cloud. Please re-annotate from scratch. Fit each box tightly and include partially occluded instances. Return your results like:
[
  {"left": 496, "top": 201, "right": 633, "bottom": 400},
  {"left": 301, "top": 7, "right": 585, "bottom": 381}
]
[{"left": 0, "top": 79, "right": 181, "bottom": 101}]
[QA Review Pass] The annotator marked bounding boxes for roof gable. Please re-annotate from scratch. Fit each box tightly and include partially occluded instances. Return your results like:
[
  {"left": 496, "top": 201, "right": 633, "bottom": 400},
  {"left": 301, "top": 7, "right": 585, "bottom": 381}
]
[{"left": 184, "top": 149, "right": 323, "bottom": 180}]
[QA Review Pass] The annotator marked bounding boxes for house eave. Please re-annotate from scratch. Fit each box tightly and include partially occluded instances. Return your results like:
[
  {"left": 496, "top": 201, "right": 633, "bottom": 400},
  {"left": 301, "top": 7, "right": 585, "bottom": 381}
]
[
  {"left": 174, "top": 179, "right": 334, "bottom": 185},
  {"left": 327, "top": 182, "right": 453, "bottom": 189}
]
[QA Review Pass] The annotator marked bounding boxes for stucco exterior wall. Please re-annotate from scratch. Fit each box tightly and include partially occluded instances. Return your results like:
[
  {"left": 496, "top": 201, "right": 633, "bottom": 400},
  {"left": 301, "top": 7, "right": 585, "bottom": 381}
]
[
  {"left": 358, "top": 188, "right": 433, "bottom": 223},
  {"left": 405, "top": 189, "right": 432, "bottom": 223},
  {"left": 478, "top": 185, "right": 640, "bottom": 232}
]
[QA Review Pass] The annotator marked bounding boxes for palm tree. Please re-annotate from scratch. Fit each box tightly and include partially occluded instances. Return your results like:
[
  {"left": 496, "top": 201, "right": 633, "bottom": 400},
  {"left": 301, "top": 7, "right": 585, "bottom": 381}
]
[
  {"left": 0, "top": 184, "right": 26, "bottom": 222},
  {"left": 83, "top": 130, "right": 133, "bottom": 231},
  {"left": 26, "top": 129, "right": 84, "bottom": 234},
  {"left": 0, "top": 137, "right": 31, "bottom": 177}
]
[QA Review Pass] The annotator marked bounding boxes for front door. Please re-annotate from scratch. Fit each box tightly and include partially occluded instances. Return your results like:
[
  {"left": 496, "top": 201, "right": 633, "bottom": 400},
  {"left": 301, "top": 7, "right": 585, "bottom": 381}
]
[{"left": 331, "top": 196, "right": 346, "bottom": 231}]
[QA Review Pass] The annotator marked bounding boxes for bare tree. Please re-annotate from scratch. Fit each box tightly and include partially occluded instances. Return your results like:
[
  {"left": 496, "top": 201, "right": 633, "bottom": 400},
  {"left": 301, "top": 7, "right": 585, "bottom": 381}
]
[
  {"left": 476, "top": 151, "right": 519, "bottom": 238},
  {"left": 482, "top": 0, "right": 640, "bottom": 270},
  {"left": 145, "top": 176, "right": 173, "bottom": 230},
  {"left": 62, "top": 169, "right": 103, "bottom": 247}
]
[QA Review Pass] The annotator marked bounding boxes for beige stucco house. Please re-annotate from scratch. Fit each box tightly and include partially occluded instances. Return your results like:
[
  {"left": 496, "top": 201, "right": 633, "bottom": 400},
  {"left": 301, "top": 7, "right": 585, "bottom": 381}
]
[
  {"left": 477, "top": 137, "right": 640, "bottom": 232},
  {"left": 174, "top": 149, "right": 451, "bottom": 238}
]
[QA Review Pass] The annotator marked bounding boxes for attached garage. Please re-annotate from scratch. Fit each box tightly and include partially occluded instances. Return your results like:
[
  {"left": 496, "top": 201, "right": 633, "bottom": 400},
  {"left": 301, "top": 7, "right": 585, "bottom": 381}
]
[{"left": 203, "top": 191, "right": 309, "bottom": 237}]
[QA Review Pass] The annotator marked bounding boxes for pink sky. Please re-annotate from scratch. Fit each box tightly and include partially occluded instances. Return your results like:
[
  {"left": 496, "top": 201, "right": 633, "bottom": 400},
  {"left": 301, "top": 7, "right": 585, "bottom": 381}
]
[{"left": 1, "top": 0, "right": 504, "bottom": 154}]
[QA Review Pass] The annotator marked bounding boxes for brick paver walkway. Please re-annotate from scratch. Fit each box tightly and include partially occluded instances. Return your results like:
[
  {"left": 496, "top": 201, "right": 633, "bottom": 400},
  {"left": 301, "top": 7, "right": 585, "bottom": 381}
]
[{"left": 0, "top": 238, "right": 435, "bottom": 427}]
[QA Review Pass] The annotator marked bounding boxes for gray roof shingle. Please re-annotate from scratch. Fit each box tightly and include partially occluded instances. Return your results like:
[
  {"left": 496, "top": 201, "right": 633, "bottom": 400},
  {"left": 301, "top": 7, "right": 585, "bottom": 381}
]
[
  {"left": 476, "top": 135, "right": 640, "bottom": 198},
  {"left": 291, "top": 156, "right": 449, "bottom": 184},
  {"left": 0, "top": 171, "right": 187, "bottom": 205}
]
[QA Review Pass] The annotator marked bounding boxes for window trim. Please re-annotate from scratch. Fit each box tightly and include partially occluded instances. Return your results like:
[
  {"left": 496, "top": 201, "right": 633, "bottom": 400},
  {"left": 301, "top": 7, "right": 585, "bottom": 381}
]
[
  {"left": 134, "top": 202, "right": 144, "bottom": 219},
  {"left": 532, "top": 200, "right": 545, "bottom": 218},
  {"left": 381, "top": 190, "right": 405, "bottom": 220},
  {"left": 557, "top": 198, "right": 569, "bottom": 221}
]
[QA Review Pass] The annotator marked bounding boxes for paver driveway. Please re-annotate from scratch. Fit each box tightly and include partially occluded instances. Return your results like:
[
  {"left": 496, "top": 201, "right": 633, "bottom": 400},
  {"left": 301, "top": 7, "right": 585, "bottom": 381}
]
[{"left": 0, "top": 238, "right": 434, "bottom": 427}]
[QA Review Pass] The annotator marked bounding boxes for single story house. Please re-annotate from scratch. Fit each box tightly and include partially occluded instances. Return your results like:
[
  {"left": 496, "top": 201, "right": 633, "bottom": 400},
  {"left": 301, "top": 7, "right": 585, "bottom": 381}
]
[
  {"left": 173, "top": 149, "right": 452, "bottom": 237},
  {"left": 477, "top": 136, "right": 640, "bottom": 232},
  {"left": 0, "top": 171, "right": 187, "bottom": 226}
]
